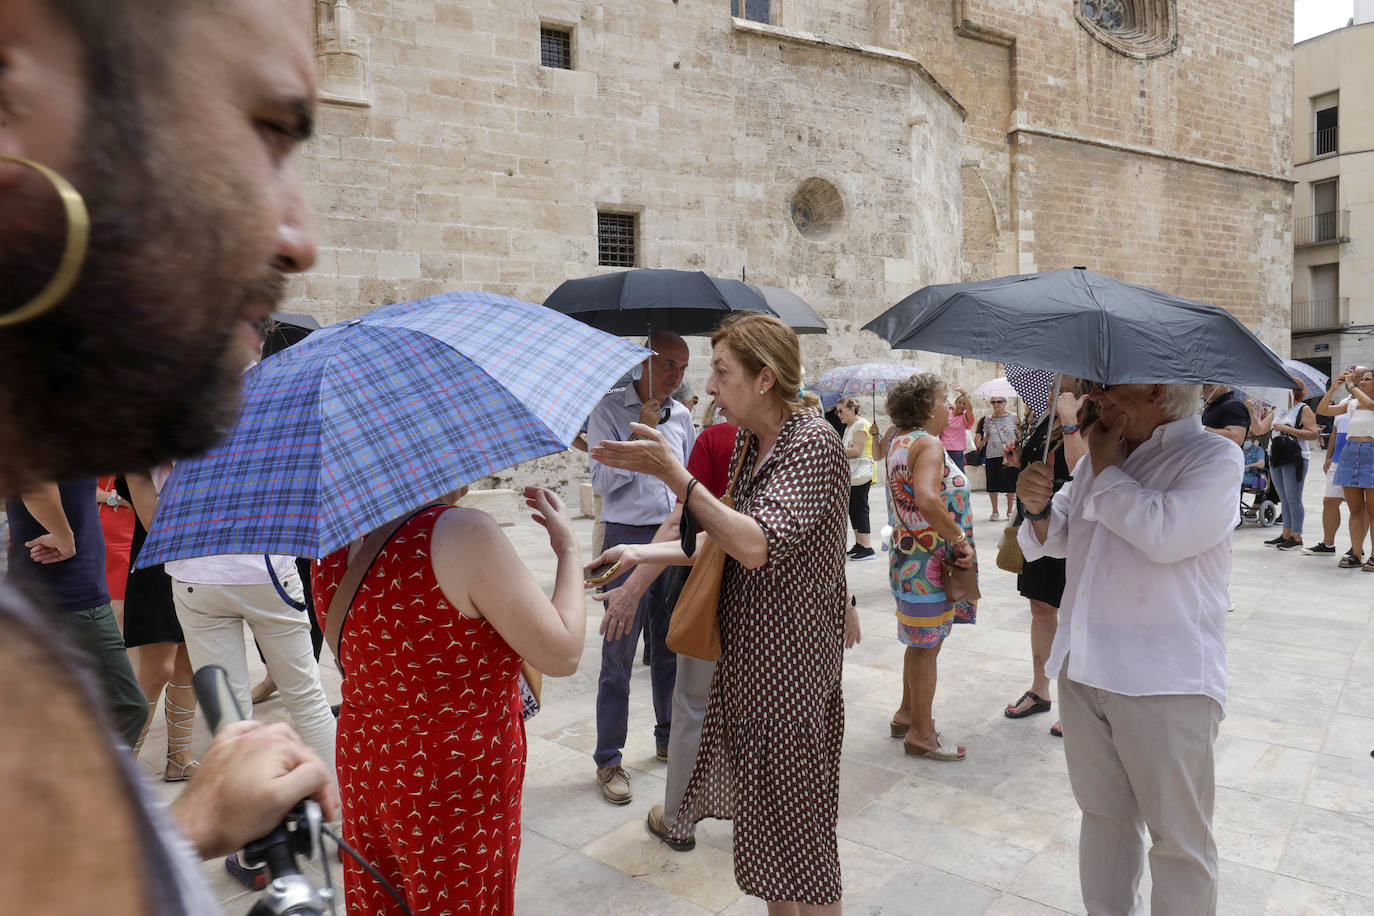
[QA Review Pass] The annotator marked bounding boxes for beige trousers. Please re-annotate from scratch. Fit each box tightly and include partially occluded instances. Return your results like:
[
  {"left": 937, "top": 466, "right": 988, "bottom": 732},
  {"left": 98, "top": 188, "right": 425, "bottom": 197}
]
[{"left": 1058, "top": 673, "right": 1222, "bottom": 916}]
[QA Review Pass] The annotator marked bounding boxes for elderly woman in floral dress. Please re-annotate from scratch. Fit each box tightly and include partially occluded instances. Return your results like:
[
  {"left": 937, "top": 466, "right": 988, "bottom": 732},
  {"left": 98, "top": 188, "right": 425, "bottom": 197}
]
[{"left": 885, "top": 373, "right": 977, "bottom": 761}]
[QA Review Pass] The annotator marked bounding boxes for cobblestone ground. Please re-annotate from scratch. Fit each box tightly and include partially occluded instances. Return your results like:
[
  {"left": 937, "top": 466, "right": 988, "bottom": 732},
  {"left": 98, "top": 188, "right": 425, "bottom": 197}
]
[{"left": 137, "top": 455, "right": 1374, "bottom": 915}]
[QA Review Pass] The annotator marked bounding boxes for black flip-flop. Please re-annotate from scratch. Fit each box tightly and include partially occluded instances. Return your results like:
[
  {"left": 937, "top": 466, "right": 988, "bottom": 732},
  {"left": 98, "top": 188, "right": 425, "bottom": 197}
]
[
  {"left": 1050, "top": 722, "right": 1063, "bottom": 738},
  {"left": 1004, "top": 690, "right": 1052, "bottom": 719}
]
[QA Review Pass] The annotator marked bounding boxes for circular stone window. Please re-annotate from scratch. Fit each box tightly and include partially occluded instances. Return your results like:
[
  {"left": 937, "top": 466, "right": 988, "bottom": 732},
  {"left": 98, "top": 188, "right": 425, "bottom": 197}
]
[{"left": 789, "top": 178, "right": 844, "bottom": 241}]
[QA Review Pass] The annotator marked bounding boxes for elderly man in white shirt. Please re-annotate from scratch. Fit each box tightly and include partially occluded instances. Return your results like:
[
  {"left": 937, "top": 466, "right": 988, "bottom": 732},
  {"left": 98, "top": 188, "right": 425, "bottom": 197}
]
[{"left": 1017, "top": 381, "right": 1240, "bottom": 916}]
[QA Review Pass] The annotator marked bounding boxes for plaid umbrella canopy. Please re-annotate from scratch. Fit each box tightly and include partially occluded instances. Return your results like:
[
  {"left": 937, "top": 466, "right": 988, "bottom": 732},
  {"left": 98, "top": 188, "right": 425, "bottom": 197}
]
[{"left": 137, "top": 291, "right": 649, "bottom": 565}]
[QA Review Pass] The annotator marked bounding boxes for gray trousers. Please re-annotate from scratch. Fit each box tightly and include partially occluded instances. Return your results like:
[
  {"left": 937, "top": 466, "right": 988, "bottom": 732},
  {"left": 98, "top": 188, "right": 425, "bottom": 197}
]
[
  {"left": 664, "top": 654, "right": 715, "bottom": 825},
  {"left": 1059, "top": 673, "right": 1222, "bottom": 916}
]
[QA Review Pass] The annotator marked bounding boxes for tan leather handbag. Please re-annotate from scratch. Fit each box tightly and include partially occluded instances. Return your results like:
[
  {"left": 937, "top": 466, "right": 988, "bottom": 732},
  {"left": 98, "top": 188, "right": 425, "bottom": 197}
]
[
  {"left": 940, "top": 556, "right": 981, "bottom": 603},
  {"left": 666, "top": 447, "right": 750, "bottom": 661}
]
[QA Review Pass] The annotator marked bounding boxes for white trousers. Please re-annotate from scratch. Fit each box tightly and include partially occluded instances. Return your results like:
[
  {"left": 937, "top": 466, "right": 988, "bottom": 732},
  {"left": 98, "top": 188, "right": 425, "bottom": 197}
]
[
  {"left": 172, "top": 574, "right": 336, "bottom": 772},
  {"left": 1059, "top": 674, "right": 1221, "bottom": 916},
  {"left": 664, "top": 654, "right": 715, "bottom": 824}
]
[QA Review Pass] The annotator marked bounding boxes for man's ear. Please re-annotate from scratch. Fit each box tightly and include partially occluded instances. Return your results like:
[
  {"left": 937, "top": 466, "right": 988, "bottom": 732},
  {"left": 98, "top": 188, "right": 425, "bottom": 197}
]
[{"left": 0, "top": 0, "right": 87, "bottom": 182}]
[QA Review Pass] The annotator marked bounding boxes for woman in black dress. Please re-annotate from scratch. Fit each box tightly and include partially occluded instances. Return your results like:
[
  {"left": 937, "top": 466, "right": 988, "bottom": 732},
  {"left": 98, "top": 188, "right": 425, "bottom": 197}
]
[
  {"left": 121, "top": 468, "right": 199, "bottom": 780},
  {"left": 1001, "top": 384, "right": 1089, "bottom": 736}
]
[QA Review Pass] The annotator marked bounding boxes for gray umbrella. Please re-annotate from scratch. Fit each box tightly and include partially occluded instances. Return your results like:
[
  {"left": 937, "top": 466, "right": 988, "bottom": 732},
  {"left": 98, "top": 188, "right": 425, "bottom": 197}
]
[
  {"left": 863, "top": 268, "right": 1296, "bottom": 390},
  {"left": 746, "top": 284, "right": 829, "bottom": 334}
]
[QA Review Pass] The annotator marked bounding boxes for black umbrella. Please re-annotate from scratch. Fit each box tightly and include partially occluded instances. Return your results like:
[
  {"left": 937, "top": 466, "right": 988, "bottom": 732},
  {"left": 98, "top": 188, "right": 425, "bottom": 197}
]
[
  {"left": 260, "top": 311, "right": 321, "bottom": 359},
  {"left": 746, "top": 284, "right": 828, "bottom": 334},
  {"left": 864, "top": 268, "right": 1295, "bottom": 390},
  {"left": 543, "top": 269, "right": 774, "bottom": 337}
]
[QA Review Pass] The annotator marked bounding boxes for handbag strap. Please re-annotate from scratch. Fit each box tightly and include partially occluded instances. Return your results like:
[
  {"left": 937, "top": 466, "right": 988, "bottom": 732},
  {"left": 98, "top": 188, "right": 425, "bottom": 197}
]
[
  {"left": 722, "top": 436, "right": 751, "bottom": 506},
  {"left": 324, "top": 510, "right": 424, "bottom": 676}
]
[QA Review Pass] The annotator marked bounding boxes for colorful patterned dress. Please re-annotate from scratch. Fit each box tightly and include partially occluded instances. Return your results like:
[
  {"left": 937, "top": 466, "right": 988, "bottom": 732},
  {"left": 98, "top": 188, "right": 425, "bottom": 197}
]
[
  {"left": 886, "top": 429, "right": 977, "bottom": 646},
  {"left": 669, "top": 409, "right": 850, "bottom": 905},
  {"left": 312, "top": 505, "right": 525, "bottom": 916}
]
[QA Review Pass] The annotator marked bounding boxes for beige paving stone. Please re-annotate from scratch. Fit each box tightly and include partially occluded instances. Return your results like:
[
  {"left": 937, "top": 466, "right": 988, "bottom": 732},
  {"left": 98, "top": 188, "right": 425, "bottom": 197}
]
[
  {"left": 1304, "top": 752, "right": 1374, "bottom": 819},
  {"left": 838, "top": 804, "right": 1037, "bottom": 892},
  {"left": 579, "top": 819, "right": 742, "bottom": 911},
  {"left": 1213, "top": 737, "right": 1320, "bottom": 804},
  {"left": 1318, "top": 712, "right": 1374, "bottom": 761},
  {"left": 1278, "top": 808, "right": 1374, "bottom": 898},
  {"left": 1212, "top": 786, "right": 1304, "bottom": 873},
  {"left": 1264, "top": 875, "right": 1374, "bottom": 915},
  {"left": 1219, "top": 693, "right": 1333, "bottom": 752}
]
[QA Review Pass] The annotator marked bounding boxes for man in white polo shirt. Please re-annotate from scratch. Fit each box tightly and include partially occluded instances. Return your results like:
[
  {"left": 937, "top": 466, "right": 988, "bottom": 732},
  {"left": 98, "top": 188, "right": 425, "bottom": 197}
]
[{"left": 1017, "top": 381, "right": 1240, "bottom": 916}]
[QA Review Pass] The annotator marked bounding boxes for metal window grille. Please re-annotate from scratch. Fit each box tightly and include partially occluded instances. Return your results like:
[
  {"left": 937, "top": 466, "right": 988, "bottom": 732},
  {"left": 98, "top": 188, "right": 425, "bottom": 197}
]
[
  {"left": 540, "top": 27, "right": 572, "bottom": 69},
  {"left": 597, "top": 213, "right": 636, "bottom": 267}
]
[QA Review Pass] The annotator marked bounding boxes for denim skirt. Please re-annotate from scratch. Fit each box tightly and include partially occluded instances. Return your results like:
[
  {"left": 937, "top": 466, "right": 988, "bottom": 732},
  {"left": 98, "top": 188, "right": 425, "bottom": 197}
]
[{"left": 1335, "top": 439, "right": 1374, "bottom": 488}]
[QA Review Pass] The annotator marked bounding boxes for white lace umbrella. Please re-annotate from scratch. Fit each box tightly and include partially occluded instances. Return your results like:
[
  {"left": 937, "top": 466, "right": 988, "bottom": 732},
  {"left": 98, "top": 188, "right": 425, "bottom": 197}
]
[{"left": 972, "top": 377, "right": 1017, "bottom": 400}]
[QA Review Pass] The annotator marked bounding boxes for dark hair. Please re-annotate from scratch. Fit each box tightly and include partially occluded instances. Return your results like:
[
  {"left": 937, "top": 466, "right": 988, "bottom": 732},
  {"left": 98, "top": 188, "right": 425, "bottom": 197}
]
[{"left": 886, "top": 373, "right": 944, "bottom": 430}]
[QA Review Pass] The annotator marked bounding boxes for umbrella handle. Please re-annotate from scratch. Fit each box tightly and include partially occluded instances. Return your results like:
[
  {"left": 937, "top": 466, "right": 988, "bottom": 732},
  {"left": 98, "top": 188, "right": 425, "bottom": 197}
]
[{"left": 1044, "top": 375, "right": 1062, "bottom": 465}]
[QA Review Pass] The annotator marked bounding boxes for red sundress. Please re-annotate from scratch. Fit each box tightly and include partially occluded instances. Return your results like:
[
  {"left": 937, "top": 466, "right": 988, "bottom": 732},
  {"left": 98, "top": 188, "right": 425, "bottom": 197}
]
[{"left": 312, "top": 506, "right": 525, "bottom": 916}]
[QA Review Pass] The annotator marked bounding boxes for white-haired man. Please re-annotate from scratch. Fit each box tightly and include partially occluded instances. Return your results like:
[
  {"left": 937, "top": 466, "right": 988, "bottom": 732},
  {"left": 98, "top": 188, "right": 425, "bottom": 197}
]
[{"left": 1017, "top": 382, "right": 1239, "bottom": 916}]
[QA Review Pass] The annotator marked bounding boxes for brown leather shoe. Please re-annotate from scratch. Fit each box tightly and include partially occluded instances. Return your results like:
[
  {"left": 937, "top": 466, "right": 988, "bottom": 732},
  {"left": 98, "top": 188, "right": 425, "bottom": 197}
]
[
  {"left": 596, "top": 764, "right": 632, "bottom": 805},
  {"left": 646, "top": 804, "right": 695, "bottom": 851}
]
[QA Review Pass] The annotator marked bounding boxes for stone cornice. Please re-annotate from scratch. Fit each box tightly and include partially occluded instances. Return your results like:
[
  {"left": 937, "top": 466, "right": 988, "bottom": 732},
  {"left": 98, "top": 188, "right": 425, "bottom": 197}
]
[
  {"left": 730, "top": 17, "right": 967, "bottom": 121},
  {"left": 1008, "top": 119, "right": 1294, "bottom": 185}
]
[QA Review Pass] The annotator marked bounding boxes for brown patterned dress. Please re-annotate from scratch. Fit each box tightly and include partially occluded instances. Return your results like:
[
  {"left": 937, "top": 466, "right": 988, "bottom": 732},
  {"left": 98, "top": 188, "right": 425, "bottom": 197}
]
[{"left": 669, "top": 409, "right": 849, "bottom": 905}]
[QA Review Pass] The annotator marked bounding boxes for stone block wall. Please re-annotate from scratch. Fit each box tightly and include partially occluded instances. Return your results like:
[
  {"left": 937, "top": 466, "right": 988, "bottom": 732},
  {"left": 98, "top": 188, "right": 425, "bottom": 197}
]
[{"left": 290, "top": 1, "right": 969, "bottom": 496}]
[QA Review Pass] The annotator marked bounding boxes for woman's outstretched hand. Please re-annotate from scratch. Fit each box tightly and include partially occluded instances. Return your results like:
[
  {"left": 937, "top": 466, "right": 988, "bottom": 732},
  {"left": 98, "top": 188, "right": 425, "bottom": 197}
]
[{"left": 590, "top": 423, "right": 680, "bottom": 481}]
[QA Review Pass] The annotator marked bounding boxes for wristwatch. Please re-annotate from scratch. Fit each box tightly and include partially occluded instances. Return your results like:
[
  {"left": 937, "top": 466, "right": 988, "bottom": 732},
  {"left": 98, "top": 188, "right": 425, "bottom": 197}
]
[
  {"left": 1020, "top": 497, "right": 1053, "bottom": 521},
  {"left": 105, "top": 491, "right": 120, "bottom": 508}
]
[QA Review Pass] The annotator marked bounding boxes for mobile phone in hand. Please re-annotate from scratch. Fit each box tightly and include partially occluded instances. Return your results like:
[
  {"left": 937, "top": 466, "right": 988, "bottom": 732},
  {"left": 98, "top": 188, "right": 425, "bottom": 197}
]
[{"left": 584, "top": 560, "right": 623, "bottom": 586}]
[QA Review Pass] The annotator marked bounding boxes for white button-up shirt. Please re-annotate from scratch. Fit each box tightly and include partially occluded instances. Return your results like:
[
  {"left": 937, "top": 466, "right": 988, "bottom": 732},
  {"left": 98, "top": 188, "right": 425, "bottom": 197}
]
[
  {"left": 1019, "top": 414, "right": 1241, "bottom": 711},
  {"left": 588, "top": 384, "right": 696, "bottom": 526}
]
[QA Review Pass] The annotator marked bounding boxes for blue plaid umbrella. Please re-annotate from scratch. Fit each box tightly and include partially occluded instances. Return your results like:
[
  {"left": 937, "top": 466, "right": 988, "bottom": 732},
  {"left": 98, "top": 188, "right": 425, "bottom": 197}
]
[{"left": 137, "top": 291, "right": 649, "bottom": 565}]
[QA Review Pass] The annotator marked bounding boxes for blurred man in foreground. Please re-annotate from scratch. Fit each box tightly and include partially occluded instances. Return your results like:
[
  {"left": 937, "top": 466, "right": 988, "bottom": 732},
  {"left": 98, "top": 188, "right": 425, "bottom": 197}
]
[{"left": 0, "top": 1, "right": 335, "bottom": 910}]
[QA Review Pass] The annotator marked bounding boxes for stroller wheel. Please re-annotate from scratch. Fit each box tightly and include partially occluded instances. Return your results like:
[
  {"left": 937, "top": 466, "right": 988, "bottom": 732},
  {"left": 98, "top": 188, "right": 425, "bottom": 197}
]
[{"left": 1259, "top": 501, "right": 1278, "bottom": 528}]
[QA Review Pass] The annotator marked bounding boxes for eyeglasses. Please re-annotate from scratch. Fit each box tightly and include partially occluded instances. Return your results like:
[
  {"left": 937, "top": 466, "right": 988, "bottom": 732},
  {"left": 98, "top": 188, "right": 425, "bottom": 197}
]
[{"left": 990, "top": 400, "right": 1005, "bottom": 405}]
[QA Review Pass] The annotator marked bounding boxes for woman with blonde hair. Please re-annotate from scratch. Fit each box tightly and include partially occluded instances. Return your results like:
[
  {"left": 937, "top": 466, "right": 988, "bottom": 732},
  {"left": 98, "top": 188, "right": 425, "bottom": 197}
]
[
  {"left": 592, "top": 313, "right": 851, "bottom": 915},
  {"left": 1317, "top": 366, "right": 1374, "bottom": 567}
]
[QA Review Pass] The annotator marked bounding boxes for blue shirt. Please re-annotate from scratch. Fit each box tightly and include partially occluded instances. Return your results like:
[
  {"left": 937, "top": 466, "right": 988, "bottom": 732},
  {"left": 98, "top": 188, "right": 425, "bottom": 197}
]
[
  {"left": 587, "top": 385, "right": 696, "bottom": 526},
  {"left": 5, "top": 479, "right": 110, "bottom": 612}
]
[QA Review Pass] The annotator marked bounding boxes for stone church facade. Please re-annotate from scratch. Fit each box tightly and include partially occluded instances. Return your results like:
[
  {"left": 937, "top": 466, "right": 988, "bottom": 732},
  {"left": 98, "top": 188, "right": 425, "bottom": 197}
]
[{"left": 289, "top": 1, "right": 1293, "bottom": 486}]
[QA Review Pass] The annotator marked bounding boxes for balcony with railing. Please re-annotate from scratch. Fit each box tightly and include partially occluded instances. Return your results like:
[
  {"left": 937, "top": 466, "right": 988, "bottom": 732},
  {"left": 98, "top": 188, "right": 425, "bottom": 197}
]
[
  {"left": 1311, "top": 127, "right": 1338, "bottom": 159},
  {"left": 1291, "top": 297, "right": 1349, "bottom": 332},
  {"left": 1295, "top": 210, "right": 1350, "bottom": 248}
]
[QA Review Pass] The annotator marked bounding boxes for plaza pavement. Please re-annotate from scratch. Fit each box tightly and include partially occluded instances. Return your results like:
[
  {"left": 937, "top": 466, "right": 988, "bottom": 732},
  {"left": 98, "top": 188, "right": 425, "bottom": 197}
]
[{"left": 140, "top": 452, "right": 1374, "bottom": 915}]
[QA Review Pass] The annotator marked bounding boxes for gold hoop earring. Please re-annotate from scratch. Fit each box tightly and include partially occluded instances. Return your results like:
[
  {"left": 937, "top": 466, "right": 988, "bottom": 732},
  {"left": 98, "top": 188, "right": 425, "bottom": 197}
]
[{"left": 0, "top": 154, "right": 90, "bottom": 328}]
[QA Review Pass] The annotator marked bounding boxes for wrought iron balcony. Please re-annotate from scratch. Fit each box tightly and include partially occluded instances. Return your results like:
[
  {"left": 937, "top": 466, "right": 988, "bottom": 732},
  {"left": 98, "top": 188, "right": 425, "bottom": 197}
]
[
  {"left": 1294, "top": 210, "right": 1350, "bottom": 248},
  {"left": 1311, "top": 127, "right": 1338, "bottom": 159},
  {"left": 1291, "top": 297, "right": 1349, "bottom": 332}
]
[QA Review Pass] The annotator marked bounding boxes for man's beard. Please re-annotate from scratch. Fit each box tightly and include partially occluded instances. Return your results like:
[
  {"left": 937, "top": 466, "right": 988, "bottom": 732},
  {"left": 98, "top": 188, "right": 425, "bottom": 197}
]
[{"left": 0, "top": 127, "right": 284, "bottom": 493}]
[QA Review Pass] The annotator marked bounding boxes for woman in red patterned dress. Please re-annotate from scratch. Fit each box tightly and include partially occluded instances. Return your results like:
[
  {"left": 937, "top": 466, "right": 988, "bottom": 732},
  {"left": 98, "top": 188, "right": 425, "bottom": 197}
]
[{"left": 312, "top": 486, "right": 585, "bottom": 916}]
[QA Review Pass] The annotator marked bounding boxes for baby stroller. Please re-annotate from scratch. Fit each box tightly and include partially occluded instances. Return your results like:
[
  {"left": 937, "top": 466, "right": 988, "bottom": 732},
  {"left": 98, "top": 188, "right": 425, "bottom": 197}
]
[{"left": 1238, "top": 439, "right": 1278, "bottom": 528}]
